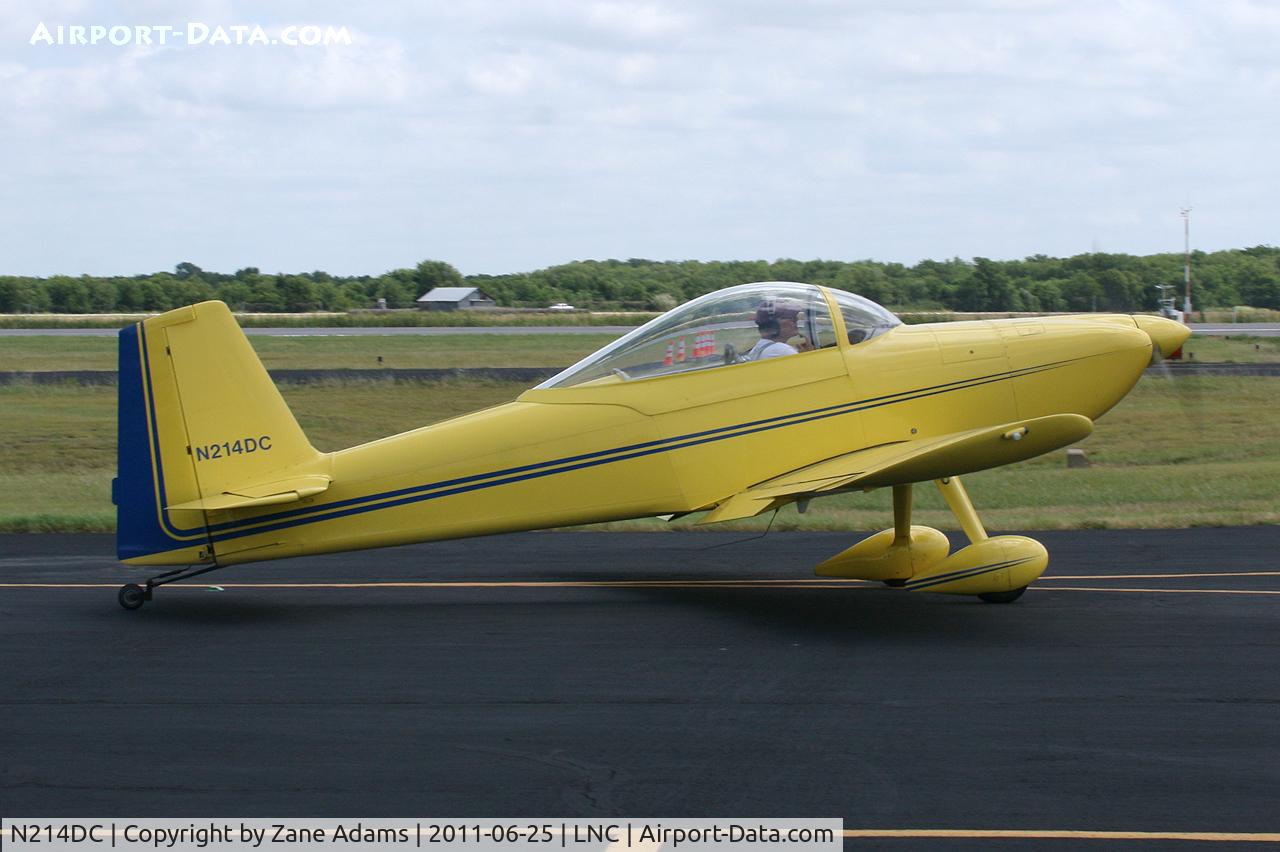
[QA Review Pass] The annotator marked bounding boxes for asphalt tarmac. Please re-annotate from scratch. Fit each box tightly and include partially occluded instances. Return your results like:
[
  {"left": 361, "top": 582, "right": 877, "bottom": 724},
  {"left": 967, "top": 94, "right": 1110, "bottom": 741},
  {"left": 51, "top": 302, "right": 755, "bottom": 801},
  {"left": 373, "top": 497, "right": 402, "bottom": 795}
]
[{"left": 2, "top": 529, "right": 1278, "bottom": 847}]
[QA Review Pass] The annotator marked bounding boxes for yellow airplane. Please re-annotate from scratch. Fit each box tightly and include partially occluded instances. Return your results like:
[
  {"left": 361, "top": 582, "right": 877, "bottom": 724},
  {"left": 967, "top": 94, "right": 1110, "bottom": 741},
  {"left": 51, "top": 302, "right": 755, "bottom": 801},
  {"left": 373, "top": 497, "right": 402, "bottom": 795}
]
[{"left": 113, "top": 282, "right": 1189, "bottom": 609}]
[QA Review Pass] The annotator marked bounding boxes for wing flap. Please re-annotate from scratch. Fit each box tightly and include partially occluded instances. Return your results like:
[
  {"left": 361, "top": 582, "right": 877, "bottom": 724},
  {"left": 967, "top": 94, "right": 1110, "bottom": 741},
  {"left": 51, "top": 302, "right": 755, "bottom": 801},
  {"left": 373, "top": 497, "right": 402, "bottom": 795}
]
[{"left": 699, "top": 413, "right": 1092, "bottom": 524}]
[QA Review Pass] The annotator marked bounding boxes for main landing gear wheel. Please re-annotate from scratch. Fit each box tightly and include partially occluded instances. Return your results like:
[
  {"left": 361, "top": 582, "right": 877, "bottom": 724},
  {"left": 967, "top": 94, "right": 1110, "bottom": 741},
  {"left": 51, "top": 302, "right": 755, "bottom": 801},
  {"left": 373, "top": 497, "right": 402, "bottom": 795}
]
[
  {"left": 978, "top": 586, "right": 1027, "bottom": 604},
  {"left": 118, "top": 583, "right": 146, "bottom": 610}
]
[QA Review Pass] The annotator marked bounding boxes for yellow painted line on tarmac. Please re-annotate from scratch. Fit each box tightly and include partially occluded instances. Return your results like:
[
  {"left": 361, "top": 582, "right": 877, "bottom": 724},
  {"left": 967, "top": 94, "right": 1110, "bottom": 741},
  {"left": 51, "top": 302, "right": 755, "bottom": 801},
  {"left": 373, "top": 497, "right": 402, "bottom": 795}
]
[
  {"left": 0, "top": 580, "right": 874, "bottom": 590},
  {"left": 2, "top": 580, "right": 1279, "bottom": 595},
  {"left": 5, "top": 571, "right": 1278, "bottom": 592},
  {"left": 0, "top": 583, "right": 150, "bottom": 588},
  {"left": 1043, "top": 571, "right": 1280, "bottom": 580},
  {"left": 1041, "top": 586, "right": 1280, "bottom": 595},
  {"left": 841, "top": 828, "right": 1280, "bottom": 842},
  {"left": 198, "top": 581, "right": 873, "bottom": 590},
  {"left": 0, "top": 578, "right": 865, "bottom": 587}
]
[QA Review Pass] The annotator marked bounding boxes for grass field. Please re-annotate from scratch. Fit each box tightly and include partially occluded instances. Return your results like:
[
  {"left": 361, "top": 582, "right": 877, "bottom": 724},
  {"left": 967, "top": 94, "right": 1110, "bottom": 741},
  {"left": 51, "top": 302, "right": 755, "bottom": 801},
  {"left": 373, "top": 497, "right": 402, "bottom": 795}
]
[
  {"left": 1, "top": 332, "right": 1277, "bottom": 372},
  {"left": 0, "top": 375, "right": 1275, "bottom": 533},
  {"left": 1175, "top": 334, "right": 1280, "bottom": 363}
]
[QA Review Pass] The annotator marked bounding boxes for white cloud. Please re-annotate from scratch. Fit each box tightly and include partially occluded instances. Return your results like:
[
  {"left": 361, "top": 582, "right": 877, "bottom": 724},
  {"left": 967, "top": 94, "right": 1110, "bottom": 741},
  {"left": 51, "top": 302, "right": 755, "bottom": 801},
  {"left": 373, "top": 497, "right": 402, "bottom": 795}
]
[
  {"left": 0, "top": 0, "right": 1277, "bottom": 275},
  {"left": 585, "top": 1, "right": 691, "bottom": 40},
  {"left": 466, "top": 53, "right": 534, "bottom": 96}
]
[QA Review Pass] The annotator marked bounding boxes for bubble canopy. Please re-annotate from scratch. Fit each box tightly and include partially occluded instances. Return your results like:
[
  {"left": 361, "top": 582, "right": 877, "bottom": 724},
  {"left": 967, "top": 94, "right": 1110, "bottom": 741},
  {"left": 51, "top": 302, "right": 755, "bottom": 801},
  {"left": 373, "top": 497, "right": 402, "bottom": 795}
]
[{"left": 535, "top": 282, "right": 900, "bottom": 390}]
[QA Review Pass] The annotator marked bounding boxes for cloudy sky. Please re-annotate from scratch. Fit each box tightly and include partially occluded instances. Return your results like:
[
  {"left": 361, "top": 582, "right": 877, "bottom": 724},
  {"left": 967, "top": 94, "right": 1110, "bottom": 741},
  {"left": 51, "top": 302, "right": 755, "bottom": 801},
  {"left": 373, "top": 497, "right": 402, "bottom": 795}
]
[{"left": 2, "top": 0, "right": 1277, "bottom": 277}]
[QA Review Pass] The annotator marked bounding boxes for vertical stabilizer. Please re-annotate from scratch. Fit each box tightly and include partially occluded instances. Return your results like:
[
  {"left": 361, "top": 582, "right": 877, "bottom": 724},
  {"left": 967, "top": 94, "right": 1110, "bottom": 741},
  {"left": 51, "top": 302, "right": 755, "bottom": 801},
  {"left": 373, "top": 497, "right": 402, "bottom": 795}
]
[{"left": 114, "top": 302, "right": 326, "bottom": 565}]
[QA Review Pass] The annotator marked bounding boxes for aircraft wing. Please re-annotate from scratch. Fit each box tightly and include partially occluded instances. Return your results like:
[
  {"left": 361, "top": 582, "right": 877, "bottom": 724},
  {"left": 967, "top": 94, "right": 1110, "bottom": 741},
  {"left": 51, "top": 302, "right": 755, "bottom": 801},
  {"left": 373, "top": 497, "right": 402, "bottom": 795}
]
[{"left": 699, "top": 413, "right": 1093, "bottom": 524}]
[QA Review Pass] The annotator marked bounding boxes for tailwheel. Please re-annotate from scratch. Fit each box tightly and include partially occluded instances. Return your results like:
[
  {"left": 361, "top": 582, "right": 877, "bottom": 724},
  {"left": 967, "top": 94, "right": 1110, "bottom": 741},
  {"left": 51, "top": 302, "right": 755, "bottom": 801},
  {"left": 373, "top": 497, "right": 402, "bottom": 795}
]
[
  {"left": 118, "top": 583, "right": 146, "bottom": 610},
  {"left": 115, "top": 562, "right": 225, "bottom": 611},
  {"left": 978, "top": 586, "right": 1027, "bottom": 604}
]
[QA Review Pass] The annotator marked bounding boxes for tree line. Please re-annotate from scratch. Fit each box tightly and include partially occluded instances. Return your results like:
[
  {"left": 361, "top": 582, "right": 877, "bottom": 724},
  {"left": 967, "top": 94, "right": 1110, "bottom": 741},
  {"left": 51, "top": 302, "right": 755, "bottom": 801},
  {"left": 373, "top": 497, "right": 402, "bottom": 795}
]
[{"left": 2, "top": 248, "right": 1279, "bottom": 314}]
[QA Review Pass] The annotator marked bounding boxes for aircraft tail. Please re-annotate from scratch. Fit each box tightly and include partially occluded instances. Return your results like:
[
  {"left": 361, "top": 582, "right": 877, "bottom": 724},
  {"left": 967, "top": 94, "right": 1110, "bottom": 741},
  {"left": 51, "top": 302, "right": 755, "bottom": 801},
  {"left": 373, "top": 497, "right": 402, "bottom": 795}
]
[{"left": 114, "top": 301, "right": 329, "bottom": 565}]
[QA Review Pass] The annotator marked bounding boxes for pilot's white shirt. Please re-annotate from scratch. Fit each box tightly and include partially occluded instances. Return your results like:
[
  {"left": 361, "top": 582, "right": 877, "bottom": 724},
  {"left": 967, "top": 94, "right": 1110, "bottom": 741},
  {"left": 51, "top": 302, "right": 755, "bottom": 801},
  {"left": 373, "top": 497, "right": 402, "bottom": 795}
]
[{"left": 745, "top": 339, "right": 799, "bottom": 360}]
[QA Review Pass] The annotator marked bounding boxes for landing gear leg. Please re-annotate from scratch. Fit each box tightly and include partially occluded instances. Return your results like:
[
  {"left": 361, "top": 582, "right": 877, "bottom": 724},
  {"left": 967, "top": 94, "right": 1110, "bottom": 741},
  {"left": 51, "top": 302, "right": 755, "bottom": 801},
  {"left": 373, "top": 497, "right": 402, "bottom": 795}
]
[
  {"left": 929, "top": 476, "right": 1039, "bottom": 603},
  {"left": 881, "top": 484, "right": 914, "bottom": 587},
  {"left": 935, "top": 475, "right": 987, "bottom": 545},
  {"left": 117, "top": 562, "right": 225, "bottom": 611}
]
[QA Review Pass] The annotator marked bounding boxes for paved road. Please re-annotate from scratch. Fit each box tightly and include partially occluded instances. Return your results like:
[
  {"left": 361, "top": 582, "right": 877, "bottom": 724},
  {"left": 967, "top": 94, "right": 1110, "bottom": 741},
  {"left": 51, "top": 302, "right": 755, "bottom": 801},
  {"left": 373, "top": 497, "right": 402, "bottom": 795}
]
[
  {"left": 2, "top": 323, "right": 1276, "bottom": 338},
  {"left": 1190, "top": 323, "right": 1280, "bottom": 337},
  {"left": 2, "top": 529, "right": 1278, "bottom": 847}
]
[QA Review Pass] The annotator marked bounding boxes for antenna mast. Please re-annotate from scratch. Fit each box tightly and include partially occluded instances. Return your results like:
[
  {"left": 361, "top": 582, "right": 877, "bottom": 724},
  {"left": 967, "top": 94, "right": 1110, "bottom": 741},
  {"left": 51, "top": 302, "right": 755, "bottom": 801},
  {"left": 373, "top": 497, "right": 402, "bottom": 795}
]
[{"left": 1180, "top": 207, "right": 1192, "bottom": 318}]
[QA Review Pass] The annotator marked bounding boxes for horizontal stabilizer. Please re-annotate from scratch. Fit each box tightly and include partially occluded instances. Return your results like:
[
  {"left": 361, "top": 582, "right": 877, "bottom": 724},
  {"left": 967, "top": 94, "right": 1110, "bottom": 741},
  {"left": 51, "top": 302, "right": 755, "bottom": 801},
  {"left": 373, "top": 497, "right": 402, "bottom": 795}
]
[
  {"left": 166, "top": 474, "right": 331, "bottom": 512},
  {"left": 701, "top": 413, "right": 1093, "bottom": 523}
]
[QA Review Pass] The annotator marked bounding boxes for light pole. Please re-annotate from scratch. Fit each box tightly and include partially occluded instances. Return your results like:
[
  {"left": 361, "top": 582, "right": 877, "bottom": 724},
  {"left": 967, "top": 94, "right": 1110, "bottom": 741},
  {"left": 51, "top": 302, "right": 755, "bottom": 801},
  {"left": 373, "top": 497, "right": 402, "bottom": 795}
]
[{"left": 1180, "top": 207, "right": 1192, "bottom": 319}]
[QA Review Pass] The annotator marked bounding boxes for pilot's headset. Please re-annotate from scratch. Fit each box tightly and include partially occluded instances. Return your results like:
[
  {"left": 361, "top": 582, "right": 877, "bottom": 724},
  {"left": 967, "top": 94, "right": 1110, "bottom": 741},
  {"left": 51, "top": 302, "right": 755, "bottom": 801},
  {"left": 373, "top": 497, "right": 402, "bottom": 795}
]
[{"left": 754, "top": 298, "right": 804, "bottom": 341}]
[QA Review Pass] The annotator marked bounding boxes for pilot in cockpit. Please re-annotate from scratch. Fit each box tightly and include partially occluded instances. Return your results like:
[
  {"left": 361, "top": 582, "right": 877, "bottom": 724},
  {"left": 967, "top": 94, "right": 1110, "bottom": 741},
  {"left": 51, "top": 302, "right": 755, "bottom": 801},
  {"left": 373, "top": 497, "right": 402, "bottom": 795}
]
[{"left": 745, "top": 299, "right": 811, "bottom": 360}]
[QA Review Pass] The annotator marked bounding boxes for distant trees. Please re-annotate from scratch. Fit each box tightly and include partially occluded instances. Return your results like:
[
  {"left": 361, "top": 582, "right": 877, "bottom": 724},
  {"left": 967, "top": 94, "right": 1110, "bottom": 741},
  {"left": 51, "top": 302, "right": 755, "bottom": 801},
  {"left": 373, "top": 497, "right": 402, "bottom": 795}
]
[
  {"left": 414, "top": 260, "right": 464, "bottom": 294},
  {"left": 2, "top": 250, "right": 1278, "bottom": 314},
  {"left": 0, "top": 277, "right": 51, "bottom": 312}
]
